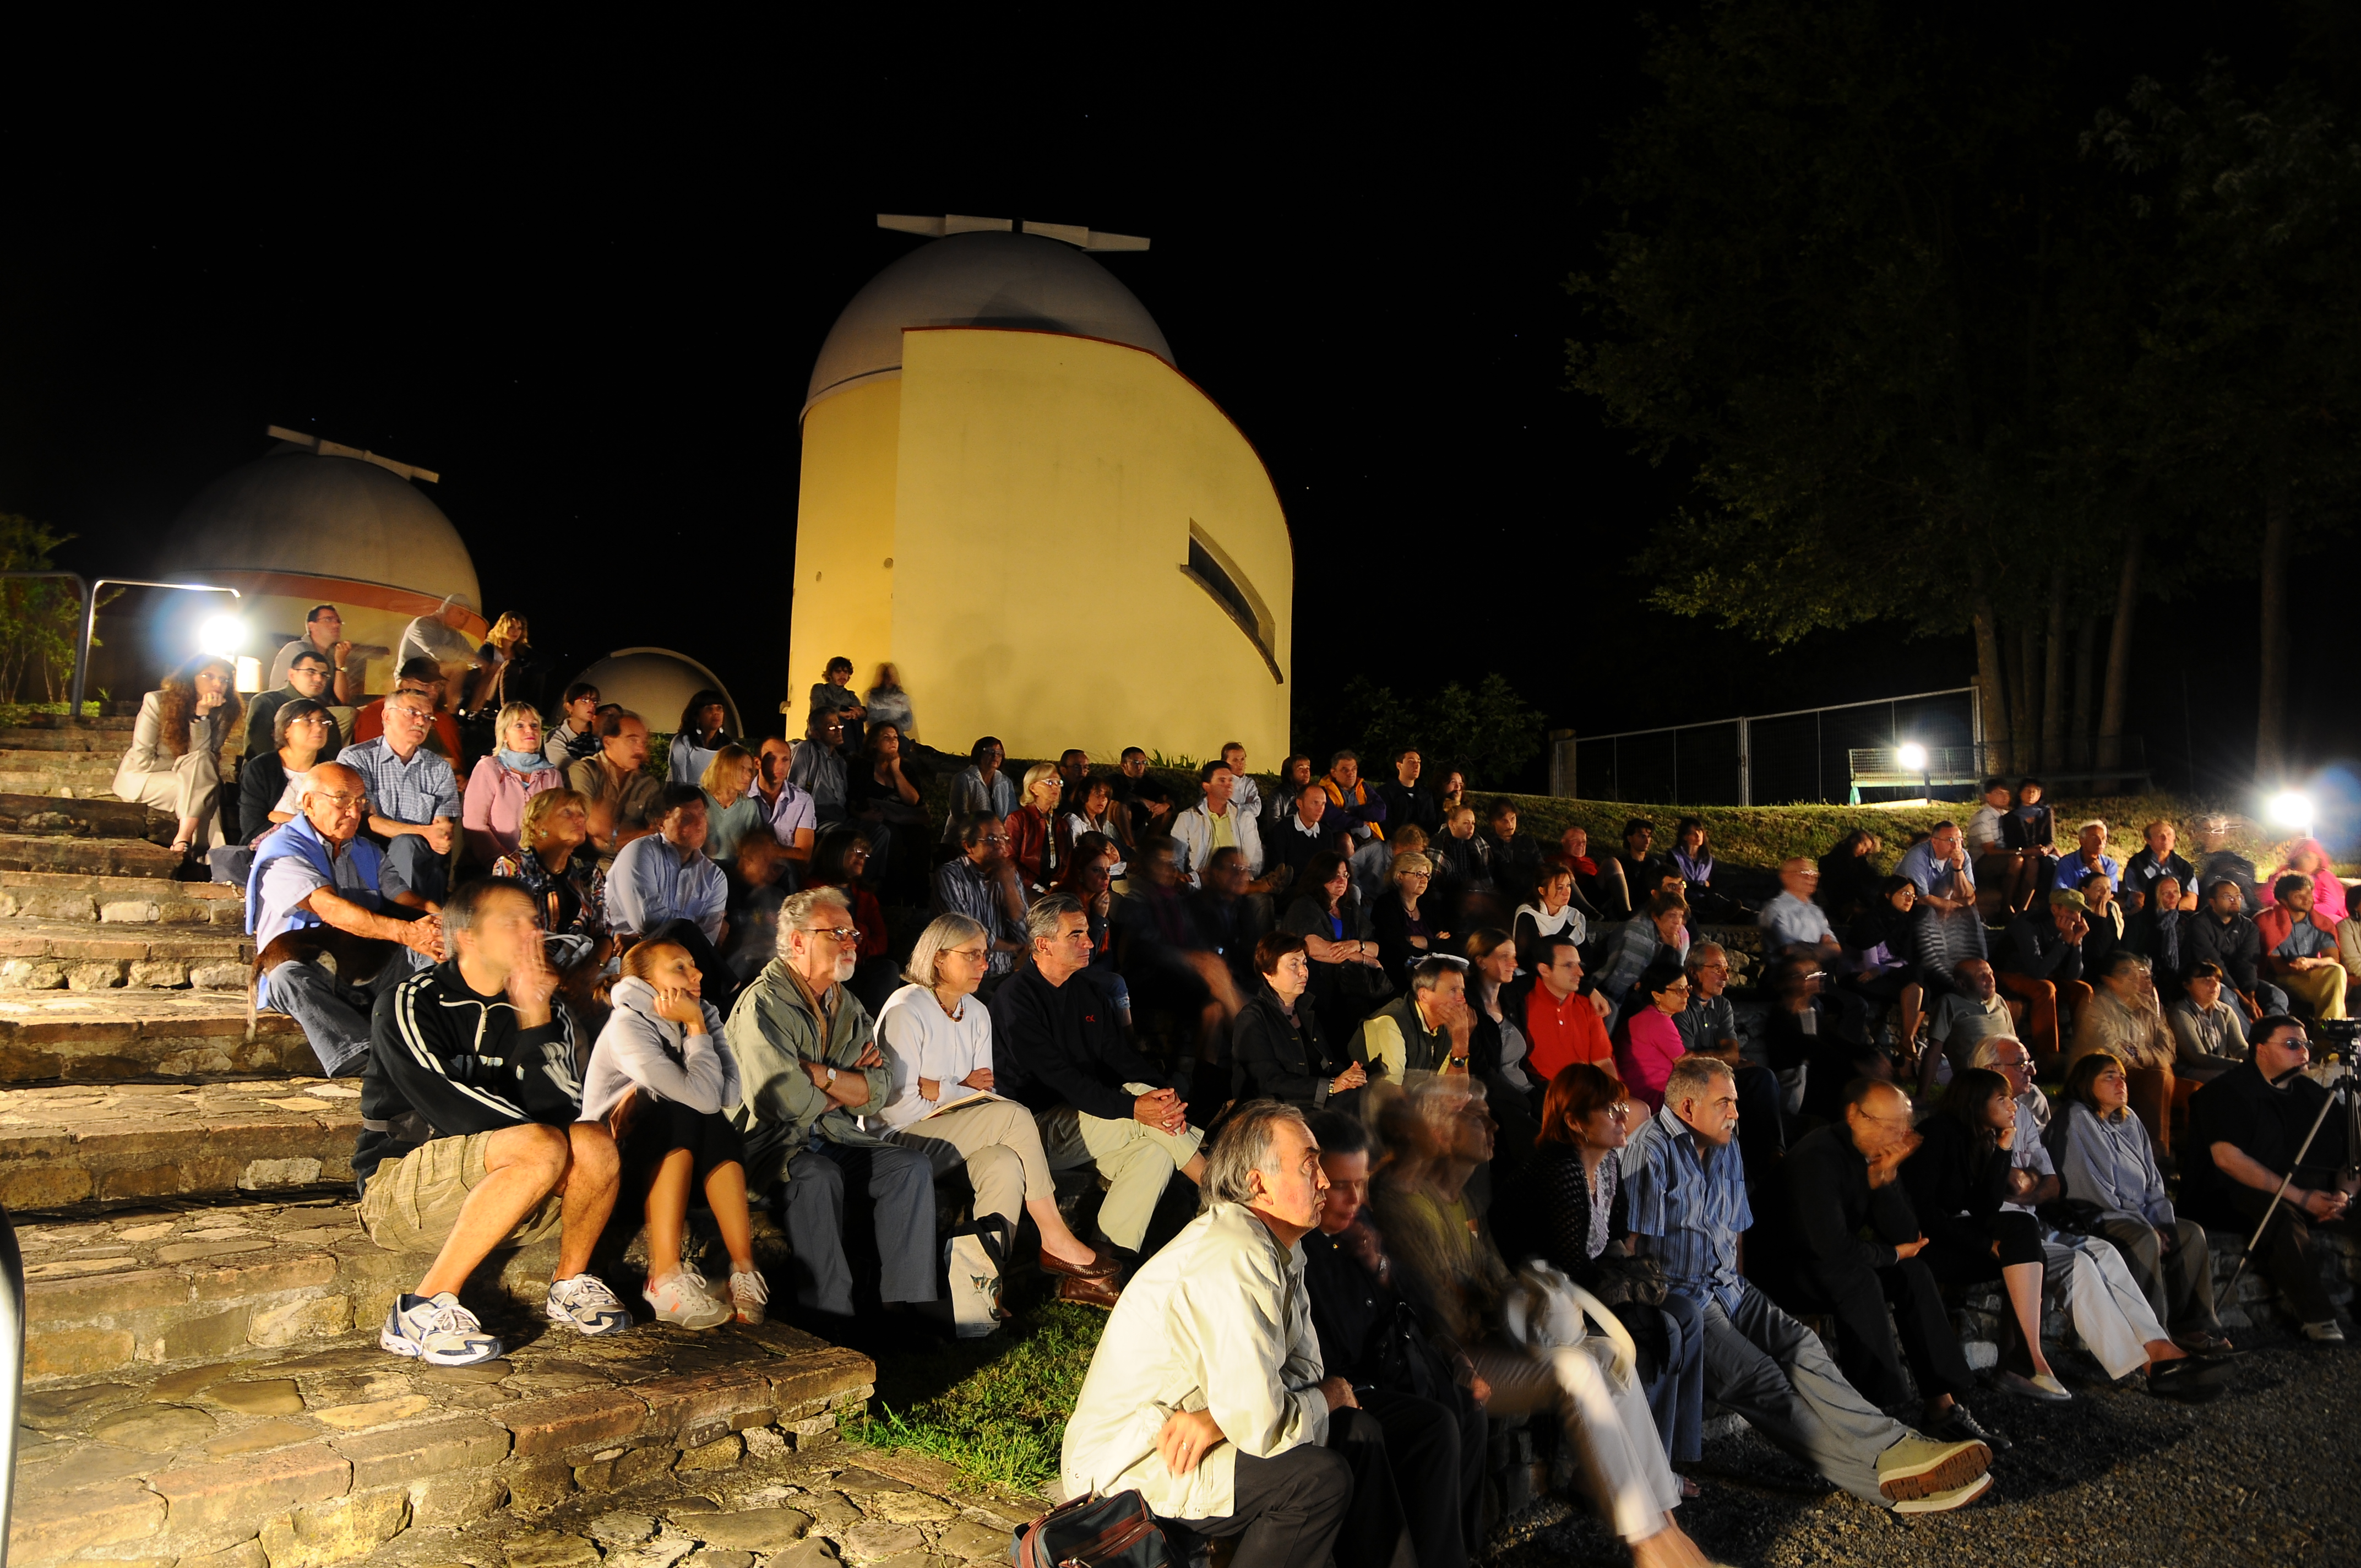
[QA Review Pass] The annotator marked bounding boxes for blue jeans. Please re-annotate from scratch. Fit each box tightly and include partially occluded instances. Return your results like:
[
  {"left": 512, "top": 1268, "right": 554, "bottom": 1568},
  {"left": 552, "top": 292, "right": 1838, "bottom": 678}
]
[
  {"left": 380, "top": 833, "right": 449, "bottom": 905},
  {"left": 263, "top": 949, "right": 431, "bottom": 1077}
]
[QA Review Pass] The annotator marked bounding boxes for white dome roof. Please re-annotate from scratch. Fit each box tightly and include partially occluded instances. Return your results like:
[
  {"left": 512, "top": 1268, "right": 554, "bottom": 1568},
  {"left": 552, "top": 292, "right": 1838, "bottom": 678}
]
[
  {"left": 573, "top": 648, "right": 741, "bottom": 737},
  {"left": 156, "top": 447, "right": 480, "bottom": 603},
  {"left": 806, "top": 230, "right": 1171, "bottom": 413}
]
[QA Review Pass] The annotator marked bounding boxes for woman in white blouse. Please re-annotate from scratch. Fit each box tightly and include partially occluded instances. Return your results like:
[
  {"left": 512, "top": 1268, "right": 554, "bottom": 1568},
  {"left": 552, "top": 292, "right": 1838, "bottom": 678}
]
[
  {"left": 114, "top": 654, "right": 239, "bottom": 857},
  {"left": 875, "top": 914, "right": 1120, "bottom": 1298}
]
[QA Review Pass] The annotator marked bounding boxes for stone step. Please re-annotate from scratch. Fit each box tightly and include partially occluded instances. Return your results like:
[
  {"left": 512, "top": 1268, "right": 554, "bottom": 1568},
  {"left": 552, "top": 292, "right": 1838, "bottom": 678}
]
[
  {"left": 18, "top": 1189, "right": 802, "bottom": 1384},
  {"left": 0, "top": 1078, "right": 361, "bottom": 1210},
  {"left": 0, "top": 992, "right": 315, "bottom": 1082},
  {"left": 9, "top": 1290, "right": 876, "bottom": 1567},
  {"left": 0, "top": 831, "right": 184, "bottom": 879},
  {"left": 0, "top": 791, "right": 162, "bottom": 840},
  {"left": 0, "top": 726, "right": 134, "bottom": 752},
  {"left": 0, "top": 867, "right": 244, "bottom": 925},
  {"left": 0, "top": 917, "right": 251, "bottom": 990},
  {"left": 0, "top": 715, "right": 135, "bottom": 738}
]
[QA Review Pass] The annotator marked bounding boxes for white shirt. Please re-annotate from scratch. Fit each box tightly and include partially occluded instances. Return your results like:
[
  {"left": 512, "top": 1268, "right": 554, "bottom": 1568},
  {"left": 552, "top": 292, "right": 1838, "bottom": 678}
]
[
  {"left": 873, "top": 982, "right": 995, "bottom": 1130},
  {"left": 1061, "top": 1203, "right": 1328, "bottom": 1521}
]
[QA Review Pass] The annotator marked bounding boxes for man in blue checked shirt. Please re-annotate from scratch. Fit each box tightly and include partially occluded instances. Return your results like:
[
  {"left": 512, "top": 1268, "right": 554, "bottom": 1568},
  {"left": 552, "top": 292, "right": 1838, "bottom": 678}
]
[
  {"left": 1622, "top": 1055, "right": 1995, "bottom": 1513},
  {"left": 341, "top": 689, "right": 461, "bottom": 911}
]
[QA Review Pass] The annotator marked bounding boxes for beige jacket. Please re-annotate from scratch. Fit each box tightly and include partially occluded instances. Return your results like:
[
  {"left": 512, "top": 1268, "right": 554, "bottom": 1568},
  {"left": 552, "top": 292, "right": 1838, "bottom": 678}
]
[
  {"left": 113, "top": 690, "right": 223, "bottom": 791},
  {"left": 1059, "top": 1202, "right": 1328, "bottom": 1521},
  {"left": 2067, "top": 987, "right": 2175, "bottom": 1073}
]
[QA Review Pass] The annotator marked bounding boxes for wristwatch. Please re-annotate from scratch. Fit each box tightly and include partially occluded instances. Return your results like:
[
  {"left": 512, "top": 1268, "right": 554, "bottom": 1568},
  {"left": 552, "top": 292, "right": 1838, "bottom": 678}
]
[{"left": 825, "top": 1066, "right": 839, "bottom": 1085}]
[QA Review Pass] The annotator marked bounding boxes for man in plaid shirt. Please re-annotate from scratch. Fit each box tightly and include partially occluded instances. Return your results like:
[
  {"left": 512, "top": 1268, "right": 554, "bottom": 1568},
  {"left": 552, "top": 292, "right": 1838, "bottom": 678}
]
[{"left": 341, "top": 689, "right": 461, "bottom": 911}]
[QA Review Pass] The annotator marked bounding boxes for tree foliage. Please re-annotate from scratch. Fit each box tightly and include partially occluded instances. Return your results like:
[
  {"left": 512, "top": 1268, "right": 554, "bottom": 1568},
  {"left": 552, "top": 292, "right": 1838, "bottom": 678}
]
[
  {"left": 0, "top": 515, "right": 82, "bottom": 705},
  {"left": 1329, "top": 672, "right": 1547, "bottom": 788}
]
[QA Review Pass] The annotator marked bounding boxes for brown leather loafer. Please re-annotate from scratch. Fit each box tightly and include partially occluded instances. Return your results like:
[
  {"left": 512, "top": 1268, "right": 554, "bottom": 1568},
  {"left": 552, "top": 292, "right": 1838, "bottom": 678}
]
[
  {"left": 1057, "top": 1272, "right": 1123, "bottom": 1310},
  {"left": 1040, "top": 1247, "right": 1123, "bottom": 1281}
]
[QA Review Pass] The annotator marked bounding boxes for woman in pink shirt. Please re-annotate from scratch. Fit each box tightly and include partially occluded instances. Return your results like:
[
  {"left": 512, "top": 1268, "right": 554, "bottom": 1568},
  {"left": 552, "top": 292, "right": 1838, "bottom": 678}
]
[
  {"left": 2264, "top": 836, "right": 2348, "bottom": 924},
  {"left": 1612, "top": 957, "right": 1693, "bottom": 1113},
  {"left": 463, "top": 701, "right": 561, "bottom": 868}
]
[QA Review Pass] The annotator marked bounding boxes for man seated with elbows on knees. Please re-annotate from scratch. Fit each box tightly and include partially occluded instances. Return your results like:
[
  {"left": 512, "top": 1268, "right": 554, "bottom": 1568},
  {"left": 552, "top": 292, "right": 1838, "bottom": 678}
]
[
  {"left": 1060, "top": 1101, "right": 1359, "bottom": 1568},
  {"left": 727, "top": 886, "right": 938, "bottom": 1324},
  {"left": 355, "top": 877, "right": 629, "bottom": 1365},
  {"left": 342, "top": 688, "right": 461, "bottom": 911},
  {"left": 247, "top": 763, "right": 445, "bottom": 1077},
  {"left": 1624, "top": 1054, "right": 1995, "bottom": 1513},
  {"left": 992, "top": 895, "right": 1207, "bottom": 1269}
]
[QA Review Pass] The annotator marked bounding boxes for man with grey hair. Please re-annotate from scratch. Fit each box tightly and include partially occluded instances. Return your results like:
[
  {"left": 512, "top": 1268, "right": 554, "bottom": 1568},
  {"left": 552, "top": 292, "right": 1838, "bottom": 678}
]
[
  {"left": 992, "top": 895, "right": 1207, "bottom": 1265},
  {"left": 1626, "top": 1053, "right": 1994, "bottom": 1512},
  {"left": 932, "top": 809, "right": 1029, "bottom": 981},
  {"left": 727, "top": 885, "right": 935, "bottom": 1321},
  {"left": 1063, "top": 1101, "right": 1362, "bottom": 1567},
  {"left": 341, "top": 687, "right": 461, "bottom": 910}
]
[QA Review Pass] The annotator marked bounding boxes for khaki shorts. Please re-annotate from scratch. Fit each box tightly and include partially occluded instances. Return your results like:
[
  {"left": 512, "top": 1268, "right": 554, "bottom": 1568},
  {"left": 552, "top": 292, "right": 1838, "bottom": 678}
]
[{"left": 359, "top": 1131, "right": 565, "bottom": 1253}]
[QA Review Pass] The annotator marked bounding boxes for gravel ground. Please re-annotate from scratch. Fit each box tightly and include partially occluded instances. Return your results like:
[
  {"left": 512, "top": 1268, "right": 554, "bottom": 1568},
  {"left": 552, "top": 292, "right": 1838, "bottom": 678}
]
[{"left": 1484, "top": 1327, "right": 2359, "bottom": 1567}]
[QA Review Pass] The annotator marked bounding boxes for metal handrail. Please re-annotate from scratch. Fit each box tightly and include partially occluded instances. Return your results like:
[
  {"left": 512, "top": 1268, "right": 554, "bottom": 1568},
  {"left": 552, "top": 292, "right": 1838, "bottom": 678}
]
[{"left": 0, "top": 1201, "right": 24, "bottom": 1564}]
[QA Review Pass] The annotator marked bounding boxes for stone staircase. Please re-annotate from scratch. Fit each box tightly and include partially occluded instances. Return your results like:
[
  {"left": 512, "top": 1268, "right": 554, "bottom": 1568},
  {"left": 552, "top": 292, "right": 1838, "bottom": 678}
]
[{"left": 0, "top": 720, "right": 875, "bottom": 1567}]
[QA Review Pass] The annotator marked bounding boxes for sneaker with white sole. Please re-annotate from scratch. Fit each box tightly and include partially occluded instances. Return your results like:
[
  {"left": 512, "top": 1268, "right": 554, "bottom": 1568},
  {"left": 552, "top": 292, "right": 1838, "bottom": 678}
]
[
  {"left": 1892, "top": 1472, "right": 1995, "bottom": 1514},
  {"left": 2302, "top": 1320, "right": 2346, "bottom": 1343},
  {"left": 546, "top": 1273, "right": 633, "bottom": 1336},
  {"left": 645, "top": 1271, "right": 732, "bottom": 1330},
  {"left": 1995, "top": 1369, "right": 2072, "bottom": 1402},
  {"left": 381, "top": 1291, "right": 503, "bottom": 1366},
  {"left": 728, "top": 1268, "right": 769, "bottom": 1326}
]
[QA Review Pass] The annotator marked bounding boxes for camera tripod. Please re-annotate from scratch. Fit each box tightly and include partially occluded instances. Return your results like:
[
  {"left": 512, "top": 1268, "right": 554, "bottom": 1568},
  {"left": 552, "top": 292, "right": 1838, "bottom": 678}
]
[{"left": 2223, "top": 1036, "right": 2360, "bottom": 1297}]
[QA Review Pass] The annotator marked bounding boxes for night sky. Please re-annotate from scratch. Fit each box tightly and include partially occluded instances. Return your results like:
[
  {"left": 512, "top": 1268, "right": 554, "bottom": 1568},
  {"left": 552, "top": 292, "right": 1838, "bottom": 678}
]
[{"left": 1, "top": 12, "right": 2336, "bottom": 795}]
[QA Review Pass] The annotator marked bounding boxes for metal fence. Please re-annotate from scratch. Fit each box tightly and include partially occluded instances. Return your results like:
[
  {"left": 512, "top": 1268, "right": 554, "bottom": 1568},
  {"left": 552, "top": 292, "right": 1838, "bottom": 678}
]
[{"left": 1549, "top": 688, "right": 1983, "bottom": 805}]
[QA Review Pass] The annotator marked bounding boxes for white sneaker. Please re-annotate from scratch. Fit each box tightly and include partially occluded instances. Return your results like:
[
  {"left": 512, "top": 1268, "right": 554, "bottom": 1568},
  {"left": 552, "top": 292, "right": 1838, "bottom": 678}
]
[
  {"left": 546, "top": 1273, "right": 633, "bottom": 1336},
  {"left": 381, "top": 1291, "right": 503, "bottom": 1366},
  {"left": 728, "top": 1268, "right": 770, "bottom": 1326},
  {"left": 645, "top": 1271, "right": 732, "bottom": 1330},
  {"left": 2302, "top": 1320, "right": 2346, "bottom": 1343}
]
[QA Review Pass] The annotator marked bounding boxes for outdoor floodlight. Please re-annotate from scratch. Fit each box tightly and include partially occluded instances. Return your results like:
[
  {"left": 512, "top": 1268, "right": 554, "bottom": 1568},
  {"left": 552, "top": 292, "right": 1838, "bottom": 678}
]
[
  {"left": 1897, "top": 742, "right": 1928, "bottom": 772},
  {"left": 197, "top": 614, "right": 246, "bottom": 658},
  {"left": 2266, "top": 790, "right": 2315, "bottom": 833}
]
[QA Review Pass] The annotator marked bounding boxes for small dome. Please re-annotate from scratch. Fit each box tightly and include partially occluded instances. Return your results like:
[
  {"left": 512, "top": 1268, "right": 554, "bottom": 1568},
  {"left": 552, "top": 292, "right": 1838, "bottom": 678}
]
[
  {"left": 573, "top": 648, "right": 741, "bottom": 737},
  {"left": 806, "top": 230, "right": 1171, "bottom": 413},
  {"left": 156, "top": 447, "right": 481, "bottom": 605}
]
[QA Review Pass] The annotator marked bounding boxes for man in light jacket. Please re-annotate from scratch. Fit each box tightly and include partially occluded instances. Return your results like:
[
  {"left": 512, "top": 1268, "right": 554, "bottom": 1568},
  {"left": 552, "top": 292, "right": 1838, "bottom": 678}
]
[
  {"left": 727, "top": 886, "right": 935, "bottom": 1321},
  {"left": 1171, "top": 760, "right": 1267, "bottom": 890},
  {"left": 1060, "top": 1101, "right": 1360, "bottom": 1568}
]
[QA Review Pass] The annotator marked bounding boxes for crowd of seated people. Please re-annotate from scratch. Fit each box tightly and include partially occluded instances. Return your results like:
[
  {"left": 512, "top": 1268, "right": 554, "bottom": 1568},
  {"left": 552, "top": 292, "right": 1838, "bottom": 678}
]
[{"left": 114, "top": 630, "right": 2355, "bottom": 1563}]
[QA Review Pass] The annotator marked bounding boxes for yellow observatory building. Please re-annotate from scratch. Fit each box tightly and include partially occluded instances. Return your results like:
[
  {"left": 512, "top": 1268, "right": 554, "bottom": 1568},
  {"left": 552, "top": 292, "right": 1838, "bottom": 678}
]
[{"left": 792, "top": 221, "right": 1293, "bottom": 764}]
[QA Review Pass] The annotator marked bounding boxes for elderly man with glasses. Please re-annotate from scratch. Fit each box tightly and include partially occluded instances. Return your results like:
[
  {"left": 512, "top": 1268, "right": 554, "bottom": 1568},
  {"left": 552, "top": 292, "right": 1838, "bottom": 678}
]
[
  {"left": 727, "top": 886, "right": 936, "bottom": 1323},
  {"left": 341, "top": 687, "right": 462, "bottom": 911}
]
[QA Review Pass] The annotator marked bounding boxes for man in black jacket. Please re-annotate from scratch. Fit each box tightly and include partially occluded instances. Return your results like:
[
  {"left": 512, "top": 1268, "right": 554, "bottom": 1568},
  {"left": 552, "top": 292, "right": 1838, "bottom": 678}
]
[
  {"left": 991, "top": 895, "right": 1207, "bottom": 1262},
  {"left": 357, "top": 878, "right": 628, "bottom": 1365},
  {"left": 1756, "top": 1079, "right": 2006, "bottom": 1451},
  {"left": 1994, "top": 890, "right": 2093, "bottom": 1070},
  {"left": 2190, "top": 877, "right": 2289, "bottom": 1017},
  {"left": 1375, "top": 748, "right": 1441, "bottom": 840}
]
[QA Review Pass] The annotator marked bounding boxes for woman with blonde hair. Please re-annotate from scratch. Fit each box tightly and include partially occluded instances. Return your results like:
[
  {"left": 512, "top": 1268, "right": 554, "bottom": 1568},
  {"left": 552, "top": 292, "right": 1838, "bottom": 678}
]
[
  {"left": 492, "top": 787, "right": 607, "bottom": 943},
  {"left": 1372, "top": 848, "right": 1444, "bottom": 976},
  {"left": 1005, "top": 761, "right": 1065, "bottom": 891},
  {"left": 115, "top": 653, "right": 240, "bottom": 857},
  {"left": 874, "top": 913, "right": 1121, "bottom": 1304},
  {"left": 461, "top": 700, "right": 561, "bottom": 867},
  {"left": 581, "top": 937, "right": 763, "bottom": 1327},
  {"left": 463, "top": 610, "right": 534, "bottom": 716},
  {"left": 863, "top": 661, "right": 916, "bottom": 741},
  {"left": 697, "top": 744, "right": 765, "bottom": 864}
]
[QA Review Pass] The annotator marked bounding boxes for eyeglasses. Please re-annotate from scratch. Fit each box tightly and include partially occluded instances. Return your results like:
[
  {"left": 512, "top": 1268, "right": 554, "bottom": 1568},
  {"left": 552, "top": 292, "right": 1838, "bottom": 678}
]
[
  {"left": 804, "top": 925, "right": 861, "bottom": 945},
  {"left": 980, "top": 835, "right": 1011, "bottom": 846},
  {"left": 1606, "top": 1102, "right": 1631, "bottom": 1120},
  {"left": 946, "top": 945, "right": 989, "bottom": 963},
  {"left": 309, "top": 790, "right": 363, "bottom": 808}
]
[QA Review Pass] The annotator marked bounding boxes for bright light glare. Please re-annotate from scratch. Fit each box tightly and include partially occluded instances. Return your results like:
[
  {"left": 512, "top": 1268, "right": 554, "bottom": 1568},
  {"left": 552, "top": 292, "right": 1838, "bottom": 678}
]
[
  {"left": 2266, "top": 790, "right": 2315, "bottom": 832},
  {"left": 196, "top": 614, "right": 246, "bottom": 657},
  {"left": 1896, "top": 742, "right": 1929, "bottom": 771}
]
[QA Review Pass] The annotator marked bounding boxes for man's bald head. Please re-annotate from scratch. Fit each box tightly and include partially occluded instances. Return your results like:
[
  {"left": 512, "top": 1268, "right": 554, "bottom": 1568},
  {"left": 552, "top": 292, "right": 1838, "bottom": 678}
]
[
  {"left": 1780, "top": 857, "right": 1820, "bottom": 898},
  {"left": 1841, "top": 1077, "right": 1914, "bottom": 1157},
  {"left": 300, "top": 761, "right": 368, "bottom": 845}
]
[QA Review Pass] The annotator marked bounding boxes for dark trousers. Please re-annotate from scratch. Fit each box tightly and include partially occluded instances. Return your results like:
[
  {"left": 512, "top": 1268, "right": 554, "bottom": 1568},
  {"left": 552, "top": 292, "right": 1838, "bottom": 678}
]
[
  {"left": 2093, "top": 1215, "right": 2221, "bottom": 1335},
  {"left": 778, "top": 1143, "right": 937, "bottom": 1317},
  {"left": 1168, "top": 1442, "right": 1352, "bottom": 1568},
  {"left": 1782, "top": 1254, "right": 1976, "bottom": 1409},
  {"left": 382, "top": 832, "right": 450, "bottom": 906},
  {"left": 1357, "top": 1390, "right": 1477, "bottom": 1568},
  {"left": 1732, "top": 1063, "right": 1786, "bottom": 1190},
  {"left": 2213, "top": 1183, "right": 2344, "bottom": 1326}
]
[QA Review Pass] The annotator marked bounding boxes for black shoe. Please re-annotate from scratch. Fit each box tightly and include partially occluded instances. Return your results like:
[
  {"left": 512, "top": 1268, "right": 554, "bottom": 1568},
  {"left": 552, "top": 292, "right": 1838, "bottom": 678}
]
[
  {"left": 1929, "top": 1404, "right": 2011, "bottom": 1452},
  {"left": 2146, "top": 1358, "right": 2226, "bottom": 1402}
]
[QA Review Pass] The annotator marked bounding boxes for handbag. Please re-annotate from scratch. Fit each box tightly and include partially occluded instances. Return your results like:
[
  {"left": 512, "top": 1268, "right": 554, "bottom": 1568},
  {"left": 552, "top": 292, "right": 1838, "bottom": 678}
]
[
  {"left": 1009, "top": 1488, "right": 1173, "bottom": 1568},
  {"left": 943, "top": 1212, "right": 1013, "bottom": 1340},
  {"left": 1586, "top": 1250, "right": 1668, "bottom": 1309}
]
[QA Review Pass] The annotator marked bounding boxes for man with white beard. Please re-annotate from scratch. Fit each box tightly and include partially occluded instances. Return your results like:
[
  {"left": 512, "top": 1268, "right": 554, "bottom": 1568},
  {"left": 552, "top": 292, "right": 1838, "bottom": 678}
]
[{"left": 727, "top": 886, "right": 937, "bottom": 1322}]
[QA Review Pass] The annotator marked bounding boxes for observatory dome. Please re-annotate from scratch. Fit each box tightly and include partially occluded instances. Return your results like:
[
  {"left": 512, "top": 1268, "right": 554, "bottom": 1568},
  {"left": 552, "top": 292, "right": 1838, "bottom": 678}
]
[
  {"left": 573, "top": 648, "right": 741, "bottom": 737},
  {"left": 156, "top": 445, "right": 480, "bottom": 606},
  {"left": 805, "top": 230, "right": 1172, "bottom": 414}
]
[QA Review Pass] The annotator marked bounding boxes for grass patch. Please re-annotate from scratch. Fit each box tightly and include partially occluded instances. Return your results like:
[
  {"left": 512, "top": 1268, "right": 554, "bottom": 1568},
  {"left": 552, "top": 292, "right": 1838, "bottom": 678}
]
[{"left": 853, "top": 1299, "right": 1107, "bottom": 1493}]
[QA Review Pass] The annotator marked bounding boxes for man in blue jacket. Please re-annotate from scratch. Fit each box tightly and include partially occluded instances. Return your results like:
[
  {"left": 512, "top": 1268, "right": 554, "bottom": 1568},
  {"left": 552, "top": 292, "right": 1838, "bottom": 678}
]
[{"left": 355, "top": 876, "right": 629, "bottom": 1366}]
